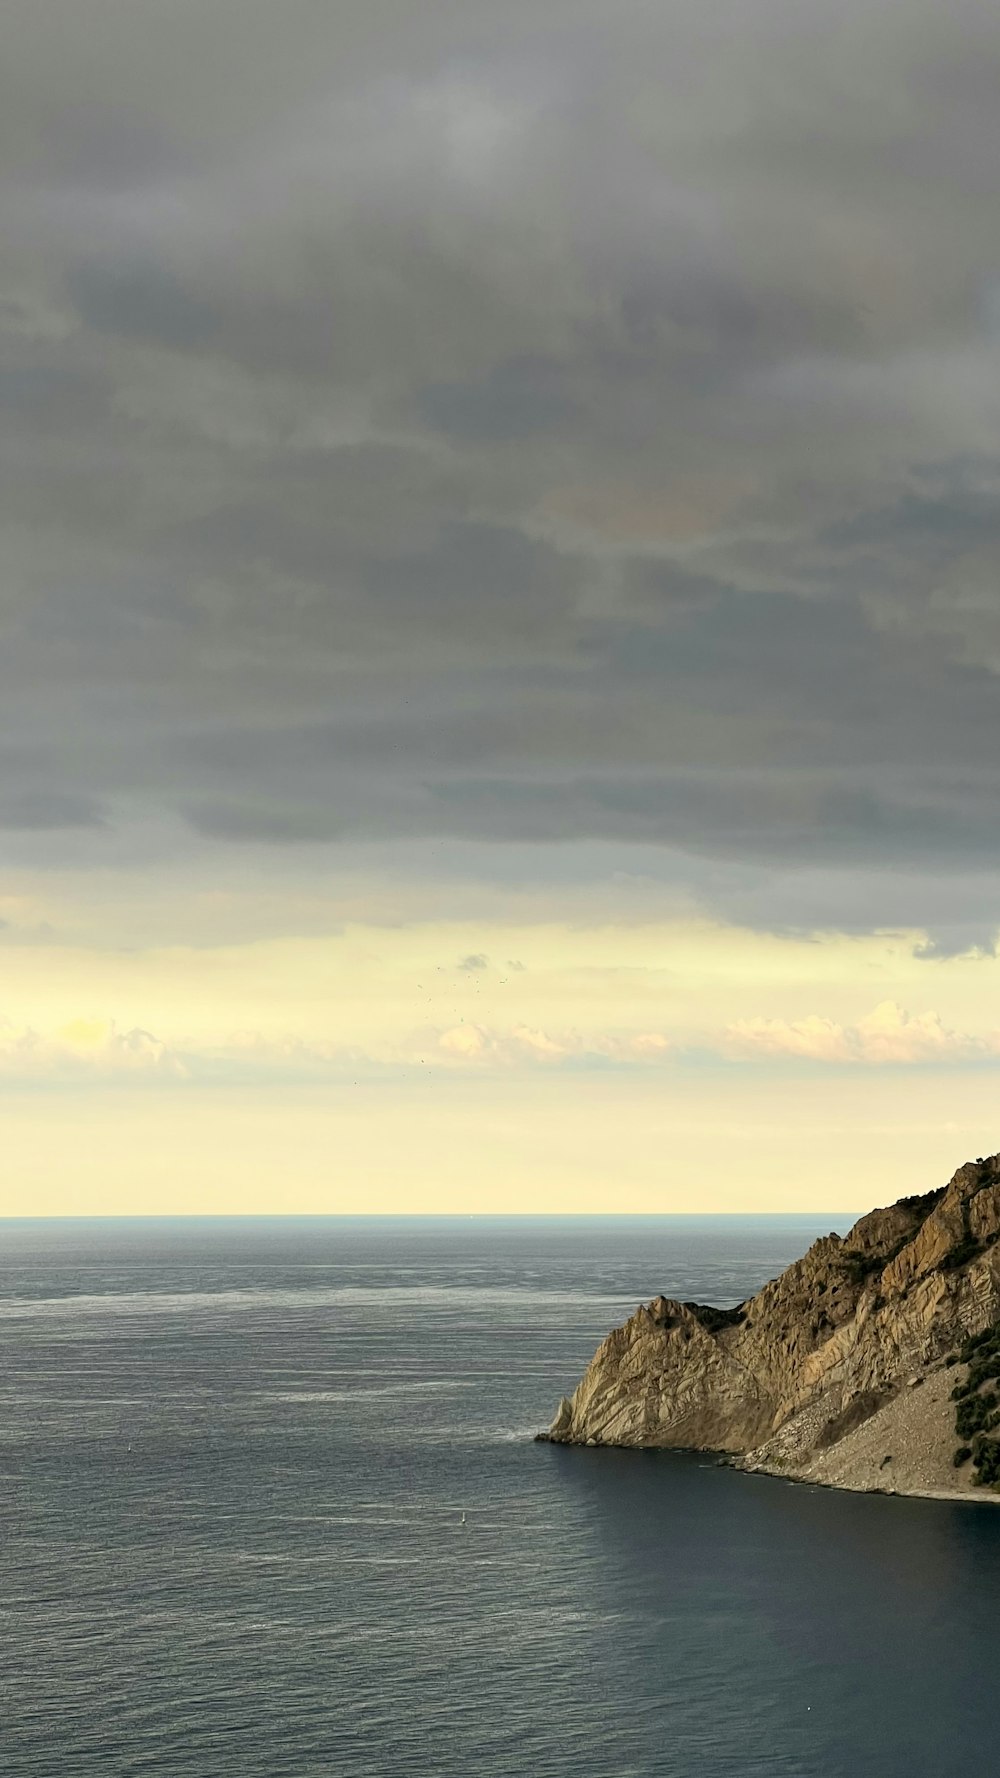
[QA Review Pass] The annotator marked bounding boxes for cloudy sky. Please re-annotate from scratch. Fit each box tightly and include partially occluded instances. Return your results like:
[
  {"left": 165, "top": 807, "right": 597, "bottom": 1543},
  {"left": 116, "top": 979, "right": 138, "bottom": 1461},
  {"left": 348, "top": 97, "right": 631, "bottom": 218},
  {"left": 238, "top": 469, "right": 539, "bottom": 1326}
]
[{"left": 4, "top": 0, "right": 1000, "bottom": 1213}]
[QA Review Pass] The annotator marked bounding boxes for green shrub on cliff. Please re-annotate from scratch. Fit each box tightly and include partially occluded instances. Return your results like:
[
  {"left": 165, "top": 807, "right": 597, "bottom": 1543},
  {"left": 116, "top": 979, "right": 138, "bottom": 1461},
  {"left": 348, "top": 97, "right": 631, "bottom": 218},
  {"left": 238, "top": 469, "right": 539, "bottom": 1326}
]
[
  {"left": 941, "top": 1234, "right": 982, "bottom": 1271},
  {"left": 971, "top": 1436, "right": 1000, "bottom": 1487},
  {"left": 955, "top": 1391, "right": 998, "bottom": 1440},
  {"left": 958, "top": 1322, "right": 1000, "bottom": 1365},
  {"left": 951, "top": 1318, "right": 1000, "bottom": 1486}
]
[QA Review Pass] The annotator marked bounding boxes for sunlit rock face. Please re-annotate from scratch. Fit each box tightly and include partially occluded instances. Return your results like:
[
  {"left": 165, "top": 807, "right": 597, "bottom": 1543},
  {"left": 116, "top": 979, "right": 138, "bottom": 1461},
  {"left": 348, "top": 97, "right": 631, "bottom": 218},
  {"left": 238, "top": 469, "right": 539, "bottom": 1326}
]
[{"left": 544, "top": 1156, "right": 1000, "bottom": 1496}]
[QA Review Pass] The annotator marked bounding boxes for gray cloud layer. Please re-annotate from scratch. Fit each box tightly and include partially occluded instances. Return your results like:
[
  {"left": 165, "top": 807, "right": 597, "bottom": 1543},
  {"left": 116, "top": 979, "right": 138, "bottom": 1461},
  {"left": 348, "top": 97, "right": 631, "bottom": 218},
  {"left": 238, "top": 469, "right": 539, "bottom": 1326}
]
[{"left": 4, "top": 0, "right": 1000, "bottom": 942}]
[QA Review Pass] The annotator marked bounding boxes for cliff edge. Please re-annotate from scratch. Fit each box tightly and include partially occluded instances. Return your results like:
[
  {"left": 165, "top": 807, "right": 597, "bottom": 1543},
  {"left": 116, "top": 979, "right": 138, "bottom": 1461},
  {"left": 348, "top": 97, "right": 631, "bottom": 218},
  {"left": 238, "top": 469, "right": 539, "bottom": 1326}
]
[{"left": 543, "top": 1154, "right": 1000, "bottom": 1499}]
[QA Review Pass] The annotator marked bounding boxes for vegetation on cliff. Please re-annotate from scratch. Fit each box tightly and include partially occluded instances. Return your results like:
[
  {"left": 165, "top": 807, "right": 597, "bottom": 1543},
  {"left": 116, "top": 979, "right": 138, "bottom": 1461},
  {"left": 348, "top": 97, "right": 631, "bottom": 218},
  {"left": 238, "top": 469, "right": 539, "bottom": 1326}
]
[{"left": 951, "top": 1321, "right": 1000, "bottom": 1487}]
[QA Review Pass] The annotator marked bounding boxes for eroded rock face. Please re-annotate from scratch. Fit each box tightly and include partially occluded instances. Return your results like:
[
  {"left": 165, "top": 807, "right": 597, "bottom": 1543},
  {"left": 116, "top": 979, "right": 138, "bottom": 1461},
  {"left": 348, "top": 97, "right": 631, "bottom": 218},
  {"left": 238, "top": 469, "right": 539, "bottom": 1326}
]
[{"left": 544, "top": 1155, "right": 1000, "bottom": 1490}]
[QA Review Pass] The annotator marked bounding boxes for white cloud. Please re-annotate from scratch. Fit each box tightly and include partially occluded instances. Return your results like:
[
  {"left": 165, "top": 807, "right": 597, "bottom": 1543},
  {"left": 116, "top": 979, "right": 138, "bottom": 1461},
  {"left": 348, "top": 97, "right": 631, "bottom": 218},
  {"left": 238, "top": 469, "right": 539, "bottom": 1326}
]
[
  {"left": 0, "top": 1009, "right": 677, "bottom": 1085},
  {"left": 723, "top": 999, "right": 1000, "bottom": 1065},
  {"left": 0, "top": 1016, "right": 187, "bottom": 1081},
  {"left": 6, "top": 993, "right": 999, "bottom": 1089},
  {"left": 225, "top": 1019, "right": 676, "bottom": 1073}
]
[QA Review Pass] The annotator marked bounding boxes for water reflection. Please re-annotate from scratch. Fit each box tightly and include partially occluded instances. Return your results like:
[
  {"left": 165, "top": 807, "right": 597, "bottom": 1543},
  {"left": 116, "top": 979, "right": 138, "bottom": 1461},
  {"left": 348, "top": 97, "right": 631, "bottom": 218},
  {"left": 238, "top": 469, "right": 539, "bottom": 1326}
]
[{"left": 545, "top": 1443, "right": 1000, "bottom": 1777}]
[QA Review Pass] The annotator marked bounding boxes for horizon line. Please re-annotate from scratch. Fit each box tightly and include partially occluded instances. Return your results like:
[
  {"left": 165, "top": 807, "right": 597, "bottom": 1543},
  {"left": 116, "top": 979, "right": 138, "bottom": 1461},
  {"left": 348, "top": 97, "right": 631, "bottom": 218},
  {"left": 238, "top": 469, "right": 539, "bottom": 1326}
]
[{"left": 0, "top": 1209, "right": 863, "bottom": 1223}]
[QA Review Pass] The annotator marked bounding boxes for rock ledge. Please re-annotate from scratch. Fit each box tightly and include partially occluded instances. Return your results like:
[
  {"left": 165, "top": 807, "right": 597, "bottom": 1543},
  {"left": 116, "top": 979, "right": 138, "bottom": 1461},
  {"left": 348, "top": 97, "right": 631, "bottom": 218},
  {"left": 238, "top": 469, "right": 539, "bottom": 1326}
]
[{"left": 543, "top": 1155, "right": 1000, "bottom": 1500}]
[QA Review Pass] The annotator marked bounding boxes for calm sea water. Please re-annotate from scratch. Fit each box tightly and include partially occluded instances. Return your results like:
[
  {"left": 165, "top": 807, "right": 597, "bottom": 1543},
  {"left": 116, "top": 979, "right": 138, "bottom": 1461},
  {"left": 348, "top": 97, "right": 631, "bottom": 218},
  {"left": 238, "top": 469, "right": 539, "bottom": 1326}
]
[{"left": 2, "top": 1214, "right": 999, "bottom": 1778}]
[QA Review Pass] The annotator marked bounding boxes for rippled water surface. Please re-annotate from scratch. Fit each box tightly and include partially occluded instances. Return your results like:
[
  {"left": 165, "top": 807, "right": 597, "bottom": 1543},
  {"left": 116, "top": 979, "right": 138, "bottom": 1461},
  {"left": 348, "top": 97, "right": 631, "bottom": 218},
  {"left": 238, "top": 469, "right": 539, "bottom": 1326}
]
[{"left": 2, "top": 1214, "right": 999, "bottom": 1777}]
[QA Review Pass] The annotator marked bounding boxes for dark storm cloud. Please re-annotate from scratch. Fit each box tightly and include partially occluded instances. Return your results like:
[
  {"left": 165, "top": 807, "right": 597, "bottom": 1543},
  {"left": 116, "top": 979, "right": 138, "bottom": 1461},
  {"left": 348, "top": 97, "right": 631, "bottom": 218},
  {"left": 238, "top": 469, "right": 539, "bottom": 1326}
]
[
  {"left": 4, "top": 0, "right": 1000, "bottom": 940},
  {"left": 183, "top": 801, "right": 346, "bottom": 844},
  {"left": 363, "top": 522, "right": 579, "bottom": 637},
  {"left": 422, "top": 771, "right": 1000, "bottom": 865},
  {"left": 417, "top": 358, "right": 581, "bottom": 441},
  {"left": 0, "top": 365, "right": 104, "bottom": 417},
  {"left": 67, "top": 258, "right": 221, "bottom": 349},
  {"left": 0, "top": 792, "right": 106, "bottom": 831}
]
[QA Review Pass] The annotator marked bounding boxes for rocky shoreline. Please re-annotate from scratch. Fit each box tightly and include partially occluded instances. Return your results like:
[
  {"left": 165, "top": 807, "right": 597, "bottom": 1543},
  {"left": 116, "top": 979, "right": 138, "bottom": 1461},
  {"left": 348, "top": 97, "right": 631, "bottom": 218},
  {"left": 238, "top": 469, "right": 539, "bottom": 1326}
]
[{"left": 541, "top": 1154, "right": 1000, "bottom": 1502}]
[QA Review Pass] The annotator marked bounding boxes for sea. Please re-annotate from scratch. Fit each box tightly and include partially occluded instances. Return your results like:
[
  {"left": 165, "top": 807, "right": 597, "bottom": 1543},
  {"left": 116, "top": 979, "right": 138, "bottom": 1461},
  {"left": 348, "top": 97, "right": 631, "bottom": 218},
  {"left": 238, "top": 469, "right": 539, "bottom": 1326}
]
[{"left": 2, "top": 1214, "right": 999, "bottom": 1778}]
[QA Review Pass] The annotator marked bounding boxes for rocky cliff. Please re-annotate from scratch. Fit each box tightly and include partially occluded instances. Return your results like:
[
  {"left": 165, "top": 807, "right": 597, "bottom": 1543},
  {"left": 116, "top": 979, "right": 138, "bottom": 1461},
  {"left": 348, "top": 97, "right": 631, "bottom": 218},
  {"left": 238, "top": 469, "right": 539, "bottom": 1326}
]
[{"left": 543, "top": 1154, "right": 1000, "bottom": 1498}]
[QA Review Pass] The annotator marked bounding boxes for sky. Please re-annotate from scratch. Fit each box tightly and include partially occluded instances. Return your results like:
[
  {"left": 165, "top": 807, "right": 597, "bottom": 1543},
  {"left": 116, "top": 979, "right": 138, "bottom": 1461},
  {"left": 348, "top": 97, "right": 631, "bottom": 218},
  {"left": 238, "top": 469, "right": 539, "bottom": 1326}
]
[{"left": 4, "top": 0, "right": 1000, "bottom": 1214}]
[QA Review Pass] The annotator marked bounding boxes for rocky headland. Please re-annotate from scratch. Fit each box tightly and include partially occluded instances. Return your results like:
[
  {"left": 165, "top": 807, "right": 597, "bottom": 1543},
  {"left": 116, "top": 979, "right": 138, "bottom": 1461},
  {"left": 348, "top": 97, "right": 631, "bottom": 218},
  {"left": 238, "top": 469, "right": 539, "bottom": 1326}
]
[{"left": 543, "top": 1154, "right": 1000, "bottom": 1499}]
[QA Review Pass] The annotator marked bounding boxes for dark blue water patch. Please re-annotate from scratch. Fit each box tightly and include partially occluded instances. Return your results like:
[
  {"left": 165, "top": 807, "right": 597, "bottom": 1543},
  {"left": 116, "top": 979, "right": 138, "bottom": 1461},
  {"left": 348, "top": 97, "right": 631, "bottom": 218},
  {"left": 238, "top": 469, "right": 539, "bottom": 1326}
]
[{"left": 0, "top": 1216, "right": 995, "bottom": 1777}]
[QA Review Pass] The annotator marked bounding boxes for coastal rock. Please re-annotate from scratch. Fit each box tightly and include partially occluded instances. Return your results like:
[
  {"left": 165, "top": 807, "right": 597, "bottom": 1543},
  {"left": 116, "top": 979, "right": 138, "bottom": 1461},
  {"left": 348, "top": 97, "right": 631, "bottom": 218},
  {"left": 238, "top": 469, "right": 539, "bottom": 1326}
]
[{"left": 545, "top": 1154, "right": 1000, "bottom": 1499}]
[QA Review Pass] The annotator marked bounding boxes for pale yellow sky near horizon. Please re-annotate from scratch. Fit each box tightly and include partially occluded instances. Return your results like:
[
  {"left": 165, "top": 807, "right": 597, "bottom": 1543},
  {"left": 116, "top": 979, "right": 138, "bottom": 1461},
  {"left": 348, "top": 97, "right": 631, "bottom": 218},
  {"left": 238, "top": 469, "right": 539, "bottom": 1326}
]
[
  {"left": 3, "top": 903, "right": 999, "bottom": 1216},
  {"left": 4, "top": 1069, "right": 998, "bottom": 1218}
]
